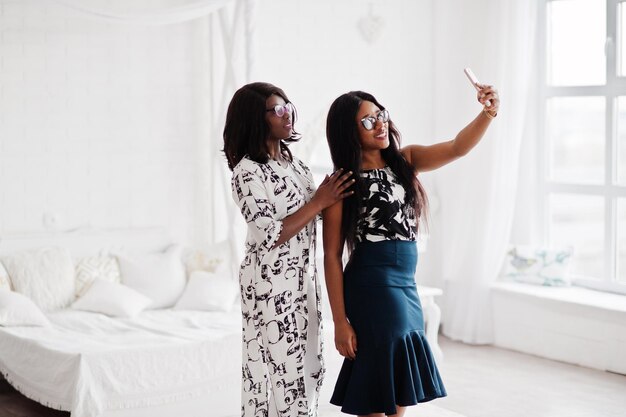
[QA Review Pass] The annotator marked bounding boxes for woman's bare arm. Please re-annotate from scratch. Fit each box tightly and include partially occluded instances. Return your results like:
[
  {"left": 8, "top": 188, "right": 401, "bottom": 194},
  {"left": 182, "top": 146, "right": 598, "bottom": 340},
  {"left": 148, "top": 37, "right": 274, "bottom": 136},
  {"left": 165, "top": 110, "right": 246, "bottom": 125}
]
[
  {"left": 323, "top": 200, "right": 357, "bottom": 359},
  {"left": 402, "top": 85, "right": 499, "bottom": 172}
]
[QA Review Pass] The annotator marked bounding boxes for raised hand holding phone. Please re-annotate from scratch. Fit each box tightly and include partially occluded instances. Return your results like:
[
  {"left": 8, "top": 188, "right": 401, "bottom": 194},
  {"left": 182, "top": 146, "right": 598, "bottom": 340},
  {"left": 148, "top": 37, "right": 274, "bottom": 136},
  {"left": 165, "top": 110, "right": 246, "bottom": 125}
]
[{"left": 463, "top": 68, "right": 491, "bottom": 107}]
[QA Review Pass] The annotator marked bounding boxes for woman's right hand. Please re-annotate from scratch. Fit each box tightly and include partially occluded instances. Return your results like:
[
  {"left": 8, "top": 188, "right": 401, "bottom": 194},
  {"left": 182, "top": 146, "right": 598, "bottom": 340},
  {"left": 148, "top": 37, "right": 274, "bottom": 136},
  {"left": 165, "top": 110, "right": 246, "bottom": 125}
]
[
  {"left": 313, "top": 169, "right": 355, "bottom": 210},
  {"left": 334, "top": 319, "right": 358, "bottom": 360}
]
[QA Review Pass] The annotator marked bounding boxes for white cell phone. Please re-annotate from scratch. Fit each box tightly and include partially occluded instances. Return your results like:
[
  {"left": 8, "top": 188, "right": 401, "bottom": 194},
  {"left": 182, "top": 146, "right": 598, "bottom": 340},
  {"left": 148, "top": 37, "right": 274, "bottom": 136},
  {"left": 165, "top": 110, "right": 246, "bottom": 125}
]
[{"left": 463, "top": 67, "right": 491, "bottom": 107}]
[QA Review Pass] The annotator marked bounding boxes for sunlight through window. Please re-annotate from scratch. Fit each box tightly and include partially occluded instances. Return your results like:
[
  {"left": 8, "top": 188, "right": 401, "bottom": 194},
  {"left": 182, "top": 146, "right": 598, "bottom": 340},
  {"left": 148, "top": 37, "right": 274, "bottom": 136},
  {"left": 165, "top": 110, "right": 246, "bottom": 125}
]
[
  {"left": 547, "top": 97, "right": 605, "bottom": 184},
  {"left": 550, "top": 194, "right": 605, "bottom": 279},
  {"left": 543, "top": 0, "right": 625, "bottom": 292},
  {"left": 547, "top": 0, "right": 606, "bottom": 86}
]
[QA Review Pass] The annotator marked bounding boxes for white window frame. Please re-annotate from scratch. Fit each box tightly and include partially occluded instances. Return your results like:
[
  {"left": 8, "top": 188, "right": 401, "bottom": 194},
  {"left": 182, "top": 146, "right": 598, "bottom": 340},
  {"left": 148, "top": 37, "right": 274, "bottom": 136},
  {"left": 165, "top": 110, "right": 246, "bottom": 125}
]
[{"left": 539, "top": 0, "right": 626, "bottom": 294}]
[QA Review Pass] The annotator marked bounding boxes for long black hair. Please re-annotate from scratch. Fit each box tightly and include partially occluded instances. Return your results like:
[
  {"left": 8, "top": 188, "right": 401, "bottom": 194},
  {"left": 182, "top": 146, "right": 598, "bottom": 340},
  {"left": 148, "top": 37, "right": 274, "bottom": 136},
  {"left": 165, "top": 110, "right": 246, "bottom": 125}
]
[
  {"left": 223, "top": 82, "right": 301, "bottom": 171},
  {"left": 326, "top": 91, "right": 428, "bottom": 252}
]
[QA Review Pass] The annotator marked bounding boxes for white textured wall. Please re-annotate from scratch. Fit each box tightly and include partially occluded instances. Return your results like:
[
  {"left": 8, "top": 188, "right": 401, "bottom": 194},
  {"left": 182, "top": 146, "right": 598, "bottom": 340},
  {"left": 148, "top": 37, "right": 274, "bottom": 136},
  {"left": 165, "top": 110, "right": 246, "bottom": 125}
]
[
  {"left": 492, "top": 283, "right": 626, "bottom": 374},
  {"left": 252, "top": 0, "right": 435, "bottom": 173},
  {"left": 0, "top": 0, "right": 436, "bottom": 251},
  {"left": 0, "top": 1, "right": 203, "bottom": 244}
]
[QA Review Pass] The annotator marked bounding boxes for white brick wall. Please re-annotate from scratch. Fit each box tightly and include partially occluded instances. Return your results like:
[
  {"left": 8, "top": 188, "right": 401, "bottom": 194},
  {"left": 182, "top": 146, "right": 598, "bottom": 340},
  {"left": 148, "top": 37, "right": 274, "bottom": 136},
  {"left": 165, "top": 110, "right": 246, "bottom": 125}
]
[{"left": 0, "top": 1, "right": 205, "bottom": 243}]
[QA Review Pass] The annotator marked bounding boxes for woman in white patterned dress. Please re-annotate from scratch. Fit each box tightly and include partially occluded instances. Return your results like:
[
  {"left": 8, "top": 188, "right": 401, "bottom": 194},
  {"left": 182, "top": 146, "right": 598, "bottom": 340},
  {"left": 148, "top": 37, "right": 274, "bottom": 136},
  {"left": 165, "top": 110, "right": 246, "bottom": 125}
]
[{"left": 223, "top": 82, "right": 354, "bottom": 417}]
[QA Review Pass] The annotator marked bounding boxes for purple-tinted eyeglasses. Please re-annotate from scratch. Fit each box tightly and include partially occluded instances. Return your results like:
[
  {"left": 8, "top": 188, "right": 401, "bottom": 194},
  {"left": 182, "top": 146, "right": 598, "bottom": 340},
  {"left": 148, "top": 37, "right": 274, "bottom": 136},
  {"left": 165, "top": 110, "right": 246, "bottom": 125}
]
[{"left": 266, "top": 102, "right": 295, "bottom": 117}]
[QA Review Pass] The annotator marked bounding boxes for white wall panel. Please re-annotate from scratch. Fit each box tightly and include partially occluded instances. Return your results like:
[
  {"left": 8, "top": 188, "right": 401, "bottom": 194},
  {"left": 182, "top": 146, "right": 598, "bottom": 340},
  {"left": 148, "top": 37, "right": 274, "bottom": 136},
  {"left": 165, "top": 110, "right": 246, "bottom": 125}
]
[{"left": 0, "top": 0, "right": 203, "bottom": 245}]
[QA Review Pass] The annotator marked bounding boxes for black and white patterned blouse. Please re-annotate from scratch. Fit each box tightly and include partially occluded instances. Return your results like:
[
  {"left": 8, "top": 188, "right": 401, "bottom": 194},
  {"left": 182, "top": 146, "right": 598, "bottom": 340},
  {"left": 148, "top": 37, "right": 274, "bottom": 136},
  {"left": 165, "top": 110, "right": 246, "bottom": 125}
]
[{"left": 356, "top": 166, "right": 417, "bottom": 243}]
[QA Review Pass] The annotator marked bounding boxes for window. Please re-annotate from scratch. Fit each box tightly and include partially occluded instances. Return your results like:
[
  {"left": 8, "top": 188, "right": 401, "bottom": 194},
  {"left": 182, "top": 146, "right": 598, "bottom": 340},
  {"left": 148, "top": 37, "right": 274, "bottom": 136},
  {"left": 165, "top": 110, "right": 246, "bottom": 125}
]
[{"left": 541, "top": 0, "right": 626, "bottom": 293}]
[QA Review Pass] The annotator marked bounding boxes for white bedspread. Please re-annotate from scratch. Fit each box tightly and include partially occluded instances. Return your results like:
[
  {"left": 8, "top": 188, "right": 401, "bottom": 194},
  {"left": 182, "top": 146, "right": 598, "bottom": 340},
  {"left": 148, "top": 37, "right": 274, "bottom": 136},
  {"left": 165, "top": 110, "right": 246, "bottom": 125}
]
[{"left": 0, "top": 309, "right": 242, "bottom": 417}]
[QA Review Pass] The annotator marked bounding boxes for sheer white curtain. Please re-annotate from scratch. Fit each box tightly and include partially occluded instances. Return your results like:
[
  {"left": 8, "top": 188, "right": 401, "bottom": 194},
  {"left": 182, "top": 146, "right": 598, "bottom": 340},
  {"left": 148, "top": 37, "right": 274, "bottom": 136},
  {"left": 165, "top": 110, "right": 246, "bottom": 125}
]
[{"left": 431, "top": 0, "right": 540, "bottom": 343}]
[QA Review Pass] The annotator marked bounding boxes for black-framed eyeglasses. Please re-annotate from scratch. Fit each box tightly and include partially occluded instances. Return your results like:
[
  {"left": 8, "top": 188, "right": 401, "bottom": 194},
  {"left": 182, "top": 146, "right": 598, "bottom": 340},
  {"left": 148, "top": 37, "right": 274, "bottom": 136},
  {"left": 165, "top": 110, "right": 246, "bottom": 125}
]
[
  {"left": 360, "top": 109, "right": 390, "bottom": 131},
  {"left": 266, "top": 102, "right": 295, "bottom": 117}
]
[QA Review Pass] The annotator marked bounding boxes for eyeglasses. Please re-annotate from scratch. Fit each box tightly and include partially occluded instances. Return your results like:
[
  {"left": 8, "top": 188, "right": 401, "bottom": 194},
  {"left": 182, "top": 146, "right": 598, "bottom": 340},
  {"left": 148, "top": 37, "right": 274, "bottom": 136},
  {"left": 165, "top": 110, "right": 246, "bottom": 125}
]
[
  {"left": 266, "top": 102, "right": 295, "bottom": 117},
  {"left": 360, "top": 109, "right": 390, "bottom": 131}
]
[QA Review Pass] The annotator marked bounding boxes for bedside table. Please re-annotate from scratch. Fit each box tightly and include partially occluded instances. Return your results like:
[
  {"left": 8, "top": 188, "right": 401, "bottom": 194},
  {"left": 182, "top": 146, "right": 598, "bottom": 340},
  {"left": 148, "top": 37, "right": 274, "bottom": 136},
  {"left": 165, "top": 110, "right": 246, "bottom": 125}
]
[{"left": 417, "top": 285, "right": 444, "bottom": 364}]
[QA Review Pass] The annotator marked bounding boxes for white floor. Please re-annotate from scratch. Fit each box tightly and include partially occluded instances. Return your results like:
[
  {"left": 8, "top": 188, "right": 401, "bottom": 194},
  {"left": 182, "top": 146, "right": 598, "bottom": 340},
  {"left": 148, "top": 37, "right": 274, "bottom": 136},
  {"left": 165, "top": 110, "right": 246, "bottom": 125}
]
[
  {"left": 435, "top": 337, "right": 626, "bottom": 417},
  {"left": 318, "top": 403, "right": 463, "bottom": 417},
  {"left": 318, "top": 336, "right": 626, "bottom": 417}
]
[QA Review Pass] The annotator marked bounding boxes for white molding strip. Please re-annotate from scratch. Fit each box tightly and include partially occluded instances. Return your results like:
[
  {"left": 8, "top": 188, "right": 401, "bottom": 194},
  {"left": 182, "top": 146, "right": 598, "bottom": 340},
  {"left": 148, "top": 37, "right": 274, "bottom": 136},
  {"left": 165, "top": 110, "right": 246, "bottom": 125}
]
[{"left": 39, "top": 0, "right": 234, "bottom": 25}]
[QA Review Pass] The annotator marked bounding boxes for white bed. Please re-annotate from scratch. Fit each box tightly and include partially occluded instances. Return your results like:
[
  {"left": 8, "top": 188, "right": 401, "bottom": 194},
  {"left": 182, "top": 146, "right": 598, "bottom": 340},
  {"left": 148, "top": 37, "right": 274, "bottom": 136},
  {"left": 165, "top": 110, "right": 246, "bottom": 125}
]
[
  {"left": 0, "top": 228, "right": 250, "bottom": 417},
  {"left": 0, "top": 308, "right": 242, "bottom": 417},
  {"left": 0, "top": 229, "right": 357, "bottom": 417}
]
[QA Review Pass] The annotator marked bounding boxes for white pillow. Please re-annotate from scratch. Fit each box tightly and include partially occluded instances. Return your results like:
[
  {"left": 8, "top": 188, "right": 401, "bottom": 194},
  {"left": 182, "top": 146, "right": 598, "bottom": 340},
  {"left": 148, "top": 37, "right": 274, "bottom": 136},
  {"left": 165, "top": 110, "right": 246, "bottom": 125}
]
[
  {"left": 116, "top": 245, "right": 186, "bottom": 309},
  {"left": 183, "top": 240, "right": 231, "bottom": 276},
  {"left": 501, "top": 245, "right": 573, "bottom": 286},
  {"left": 71, "top": 279, "right": 152, "bottom": 318},
  {"left": 75, "top": 255, "right": 121, "bottom": 297},
  {"left": 0, "top": 262, "right": 11, "bottom": 291},
  {"left": 0, "top": 290, "right": 50, "bottom": 327},
  {"left": 174, "top": 271, "right": 239, "bottom": 312},
  {"left": 0, "top": 247, "right": 75, "bottom": 311}
]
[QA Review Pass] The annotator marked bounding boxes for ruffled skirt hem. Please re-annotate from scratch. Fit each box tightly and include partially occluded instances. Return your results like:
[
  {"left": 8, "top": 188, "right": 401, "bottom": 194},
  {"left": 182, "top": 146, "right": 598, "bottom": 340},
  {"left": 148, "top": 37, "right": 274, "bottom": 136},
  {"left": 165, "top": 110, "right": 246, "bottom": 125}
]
[{"left": 330, "top": 329, "right": 447, "bottom": 416}]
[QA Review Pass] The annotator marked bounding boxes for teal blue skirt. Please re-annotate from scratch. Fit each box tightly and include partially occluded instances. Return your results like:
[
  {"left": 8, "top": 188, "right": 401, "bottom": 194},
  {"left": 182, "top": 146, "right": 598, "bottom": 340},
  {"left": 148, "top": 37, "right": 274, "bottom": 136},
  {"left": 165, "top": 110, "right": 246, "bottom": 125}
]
[{"left": 330, "top": 240, "right": 446, "bottom": 415}]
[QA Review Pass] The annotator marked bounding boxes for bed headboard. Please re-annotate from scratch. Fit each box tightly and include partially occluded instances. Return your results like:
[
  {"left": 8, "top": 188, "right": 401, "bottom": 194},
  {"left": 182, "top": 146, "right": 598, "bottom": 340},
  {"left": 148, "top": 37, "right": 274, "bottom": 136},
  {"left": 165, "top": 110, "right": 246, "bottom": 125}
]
[{"left": 0, "top": 227, "right": 172, "bottom": 258}]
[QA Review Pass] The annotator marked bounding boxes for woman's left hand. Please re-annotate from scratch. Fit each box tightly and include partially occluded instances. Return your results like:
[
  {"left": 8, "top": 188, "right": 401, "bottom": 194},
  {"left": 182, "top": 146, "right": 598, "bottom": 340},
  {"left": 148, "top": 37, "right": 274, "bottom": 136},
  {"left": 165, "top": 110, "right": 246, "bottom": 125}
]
[{"left": 477, "top": 84, "right": 500, "bottom": 116}]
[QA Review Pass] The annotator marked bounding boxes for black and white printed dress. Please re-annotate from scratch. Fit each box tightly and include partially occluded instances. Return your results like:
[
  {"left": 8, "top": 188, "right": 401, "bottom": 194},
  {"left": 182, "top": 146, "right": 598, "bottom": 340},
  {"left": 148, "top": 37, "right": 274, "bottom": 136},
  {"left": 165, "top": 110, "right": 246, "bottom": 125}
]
[{"left": 231, "top": 156, "right": 324, "bottom": 417}]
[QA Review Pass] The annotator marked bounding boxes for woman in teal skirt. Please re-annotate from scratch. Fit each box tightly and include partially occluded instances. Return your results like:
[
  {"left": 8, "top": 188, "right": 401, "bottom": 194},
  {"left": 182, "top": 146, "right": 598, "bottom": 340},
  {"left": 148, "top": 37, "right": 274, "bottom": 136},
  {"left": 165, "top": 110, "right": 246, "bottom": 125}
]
[{"left": 322, "top": 86, "right": 499, "bottom": 416}]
